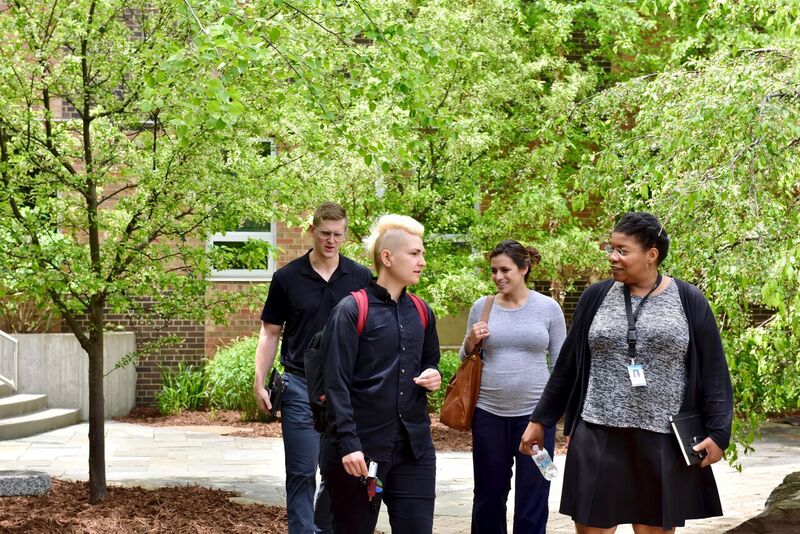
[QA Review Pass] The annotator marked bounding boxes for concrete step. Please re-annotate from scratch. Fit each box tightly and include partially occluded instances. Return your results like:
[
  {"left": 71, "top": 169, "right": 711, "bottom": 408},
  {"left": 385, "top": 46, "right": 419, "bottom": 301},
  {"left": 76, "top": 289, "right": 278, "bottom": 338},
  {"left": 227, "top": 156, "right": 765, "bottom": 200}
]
[
  {"left": 0, "top": 394, "right": 48, "bottom": 419},
  {"left": 0, "top": 408, "right": 80, "bottom": 440},
  {"left": 0, "top": 382, "right": 13, "bottom": 397}
]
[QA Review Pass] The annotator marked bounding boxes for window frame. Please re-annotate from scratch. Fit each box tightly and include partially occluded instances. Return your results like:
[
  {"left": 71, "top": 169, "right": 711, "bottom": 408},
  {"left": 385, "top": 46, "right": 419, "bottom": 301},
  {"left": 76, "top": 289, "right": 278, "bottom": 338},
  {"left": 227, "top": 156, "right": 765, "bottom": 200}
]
[
  {"left": 208, "top": 225, "right": 276, "bottom": 282},
  {"left": 208, "top": 137, "right": 277, "bottom": 282}
]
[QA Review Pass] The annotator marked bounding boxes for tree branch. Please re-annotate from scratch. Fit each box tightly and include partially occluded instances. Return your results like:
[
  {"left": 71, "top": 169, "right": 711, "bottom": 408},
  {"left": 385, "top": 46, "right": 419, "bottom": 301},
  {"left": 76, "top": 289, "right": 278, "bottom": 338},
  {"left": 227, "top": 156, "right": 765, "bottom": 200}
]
[
  {"left": 283, "top": 1, "right": 354, "bottom": 48},
  {"left": 183, "top": 0, "right": 208, "bottom": 35}
]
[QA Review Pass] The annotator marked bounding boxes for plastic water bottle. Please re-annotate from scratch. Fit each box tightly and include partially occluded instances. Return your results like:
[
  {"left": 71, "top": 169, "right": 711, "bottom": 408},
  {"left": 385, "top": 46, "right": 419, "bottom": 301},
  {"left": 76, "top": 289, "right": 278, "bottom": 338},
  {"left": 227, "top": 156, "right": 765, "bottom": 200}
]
[{"left": 532, "top": 444, "right": 558, "bottom": 480}]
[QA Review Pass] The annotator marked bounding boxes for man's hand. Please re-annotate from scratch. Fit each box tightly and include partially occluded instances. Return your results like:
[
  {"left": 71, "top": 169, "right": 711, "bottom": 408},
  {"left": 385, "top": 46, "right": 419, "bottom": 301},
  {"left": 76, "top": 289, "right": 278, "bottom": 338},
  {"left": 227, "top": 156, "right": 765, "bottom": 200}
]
[
  {"left": 694, "top": 436, "right": 724, "bottom": 468},
  {"left": 413, "top": 368, "right": 442, "bottom": 391},
  {"left": 519, "top": 422, "right": 545, "bottom": 455},
  {"left": 254, "top": 386, "right": 272, "bottom": 413},
  {"left": 253, "top": 322, "right": 281, "bottom": 414},
  {"left": 342, "top": 451, "right": 369, "bottom": 478}
]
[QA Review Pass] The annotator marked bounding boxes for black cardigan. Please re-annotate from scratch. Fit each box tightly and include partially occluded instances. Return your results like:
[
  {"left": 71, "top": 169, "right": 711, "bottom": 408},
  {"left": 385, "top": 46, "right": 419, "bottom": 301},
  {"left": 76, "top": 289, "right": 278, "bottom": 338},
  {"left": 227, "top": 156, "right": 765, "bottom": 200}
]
[{"left": 530, "top": 278, "right": 734, "bottom": 450}]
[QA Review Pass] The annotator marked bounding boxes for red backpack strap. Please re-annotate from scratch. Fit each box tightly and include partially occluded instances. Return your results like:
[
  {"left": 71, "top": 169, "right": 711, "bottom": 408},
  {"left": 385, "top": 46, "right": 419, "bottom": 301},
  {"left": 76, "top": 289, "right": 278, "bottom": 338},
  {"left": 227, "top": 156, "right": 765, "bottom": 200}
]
[
  {"left": 407, "top": 293, "right": 429, "bottom": 330},
  {"left": 351, "top": 289, "right": 369, "bottom": 336}
]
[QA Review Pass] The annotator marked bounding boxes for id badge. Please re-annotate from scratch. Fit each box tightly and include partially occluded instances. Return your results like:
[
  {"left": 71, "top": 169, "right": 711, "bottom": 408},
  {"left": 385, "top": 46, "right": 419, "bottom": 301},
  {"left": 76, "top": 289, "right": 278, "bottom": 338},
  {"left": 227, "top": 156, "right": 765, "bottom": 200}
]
[{"left": 627, "top": 363, "right": 646, "bottom": 387}]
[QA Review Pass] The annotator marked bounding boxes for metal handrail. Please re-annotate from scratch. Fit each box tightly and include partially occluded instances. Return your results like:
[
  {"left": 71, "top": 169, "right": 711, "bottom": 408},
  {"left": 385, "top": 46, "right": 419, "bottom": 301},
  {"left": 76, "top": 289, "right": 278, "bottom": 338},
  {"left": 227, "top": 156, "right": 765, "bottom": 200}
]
[{"left": 0, "top": 329, "right": 19, "bottom": 392}]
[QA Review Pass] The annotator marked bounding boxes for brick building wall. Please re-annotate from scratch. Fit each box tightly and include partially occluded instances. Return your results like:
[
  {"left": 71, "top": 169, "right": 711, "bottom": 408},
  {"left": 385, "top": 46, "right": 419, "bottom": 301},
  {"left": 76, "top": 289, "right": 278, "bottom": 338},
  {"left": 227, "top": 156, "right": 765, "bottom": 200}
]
[{"left": 274, "top": 222, "right": 313, "bottom": 267}]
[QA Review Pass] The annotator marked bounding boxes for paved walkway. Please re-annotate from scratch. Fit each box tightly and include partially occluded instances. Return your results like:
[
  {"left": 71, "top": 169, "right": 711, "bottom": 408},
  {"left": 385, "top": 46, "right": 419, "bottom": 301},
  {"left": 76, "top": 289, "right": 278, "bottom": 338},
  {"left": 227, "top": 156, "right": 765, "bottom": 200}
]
[{"left": 1, "top": 421, "right": 799, "bottom": 533}]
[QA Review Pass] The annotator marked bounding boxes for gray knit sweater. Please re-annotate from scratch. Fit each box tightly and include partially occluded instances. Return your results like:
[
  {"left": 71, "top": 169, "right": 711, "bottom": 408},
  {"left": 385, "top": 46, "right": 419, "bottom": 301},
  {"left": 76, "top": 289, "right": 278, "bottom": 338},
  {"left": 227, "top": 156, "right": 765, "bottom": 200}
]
[
  {"left": 460, "top": 290, "right": 567, "bottom": 417},
  {"left": 582, "top": 280, "right": 690, "bottom": 433}
]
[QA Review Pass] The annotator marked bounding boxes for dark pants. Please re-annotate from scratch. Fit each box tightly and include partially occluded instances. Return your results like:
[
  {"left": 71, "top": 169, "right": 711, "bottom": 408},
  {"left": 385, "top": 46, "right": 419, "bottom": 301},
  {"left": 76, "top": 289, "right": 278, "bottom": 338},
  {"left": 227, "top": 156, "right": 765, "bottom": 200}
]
[
  {"left": 471, "top": 407, "right": 555, "bottom": 534},
  {"left": 320, "top": 431, "right": 436, "bottom": 534},
  {"left": 280, "top": 373, "right": 332, "bottom": 534}
]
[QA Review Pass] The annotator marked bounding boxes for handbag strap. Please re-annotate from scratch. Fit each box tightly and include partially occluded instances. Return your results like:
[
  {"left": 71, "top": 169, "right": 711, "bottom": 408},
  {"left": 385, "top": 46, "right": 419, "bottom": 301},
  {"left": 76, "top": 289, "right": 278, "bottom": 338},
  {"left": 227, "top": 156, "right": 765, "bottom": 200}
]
[
  {"left": 480, "top": 295, "right": 495, "bottom": 324},
  {"left": 466, "top": 295, "right": 495, "bottom": 358}
]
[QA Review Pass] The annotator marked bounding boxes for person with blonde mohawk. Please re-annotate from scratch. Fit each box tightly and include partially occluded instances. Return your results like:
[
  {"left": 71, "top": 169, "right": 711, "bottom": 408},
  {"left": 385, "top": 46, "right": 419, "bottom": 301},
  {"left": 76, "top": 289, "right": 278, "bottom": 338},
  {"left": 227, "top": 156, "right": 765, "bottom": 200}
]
[{"left": 319, "top": 214, "right": 442, "bottom": 534}]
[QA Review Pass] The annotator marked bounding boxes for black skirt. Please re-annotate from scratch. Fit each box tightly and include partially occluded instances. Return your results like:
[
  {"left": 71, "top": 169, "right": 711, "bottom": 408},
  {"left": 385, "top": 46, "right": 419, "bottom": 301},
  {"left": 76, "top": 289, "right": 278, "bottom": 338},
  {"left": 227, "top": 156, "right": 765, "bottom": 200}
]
[{"left": 560, "top": 419, "right": 723, "bottom": 529}]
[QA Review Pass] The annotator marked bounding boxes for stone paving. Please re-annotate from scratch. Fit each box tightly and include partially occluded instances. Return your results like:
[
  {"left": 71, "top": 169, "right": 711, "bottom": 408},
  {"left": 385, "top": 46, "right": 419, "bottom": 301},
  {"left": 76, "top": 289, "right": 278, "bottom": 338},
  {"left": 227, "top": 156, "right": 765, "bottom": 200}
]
[{"left": 1, "top": 421, "right": 798, "bottom": 533}]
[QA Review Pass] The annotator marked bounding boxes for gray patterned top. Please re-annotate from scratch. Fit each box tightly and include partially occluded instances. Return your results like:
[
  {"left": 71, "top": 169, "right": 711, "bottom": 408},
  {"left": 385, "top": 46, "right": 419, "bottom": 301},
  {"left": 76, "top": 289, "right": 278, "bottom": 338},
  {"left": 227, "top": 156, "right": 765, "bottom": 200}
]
[{"left": 581, "top": 279, "right": 690, "bottom": 434}]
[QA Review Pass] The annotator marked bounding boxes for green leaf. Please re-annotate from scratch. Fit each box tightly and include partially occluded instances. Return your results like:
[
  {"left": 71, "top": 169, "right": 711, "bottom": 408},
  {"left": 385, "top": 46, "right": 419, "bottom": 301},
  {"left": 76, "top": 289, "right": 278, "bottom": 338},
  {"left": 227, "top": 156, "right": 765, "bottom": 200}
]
[{"left": 228, "top": 100, "right": 245, "bottom": 115}]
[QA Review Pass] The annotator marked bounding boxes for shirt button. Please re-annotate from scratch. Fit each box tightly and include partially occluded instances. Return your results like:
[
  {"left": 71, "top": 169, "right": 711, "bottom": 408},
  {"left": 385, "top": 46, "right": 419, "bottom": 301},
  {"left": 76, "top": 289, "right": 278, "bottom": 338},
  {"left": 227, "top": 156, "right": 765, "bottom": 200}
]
[
  {"left": 401, "top": 369, "right": 405, "bottom": 374},
  {"left": 402, "top": 346, "right": 405, "bottom": 351},
  {"left": 400, "top": 391, "right": 404, "bottom": 396}
]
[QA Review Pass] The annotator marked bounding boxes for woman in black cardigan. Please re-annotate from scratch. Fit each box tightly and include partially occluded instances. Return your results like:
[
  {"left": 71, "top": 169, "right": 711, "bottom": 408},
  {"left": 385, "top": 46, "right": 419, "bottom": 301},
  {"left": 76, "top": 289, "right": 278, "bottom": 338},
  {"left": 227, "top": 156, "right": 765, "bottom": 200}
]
[{"left": 520, "top": 212, "right": 733, "bottom": 534}]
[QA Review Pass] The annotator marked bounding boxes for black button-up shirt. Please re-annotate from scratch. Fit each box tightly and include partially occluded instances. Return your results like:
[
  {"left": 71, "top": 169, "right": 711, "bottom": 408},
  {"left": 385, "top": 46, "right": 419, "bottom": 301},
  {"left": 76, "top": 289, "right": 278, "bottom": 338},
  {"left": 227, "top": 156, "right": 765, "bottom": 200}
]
[
  {"left": 323, "top": 280, "right": 440, "bottom": 462},
  {"left": 260, "top": 251, "right": 371, "bottom": 376}
]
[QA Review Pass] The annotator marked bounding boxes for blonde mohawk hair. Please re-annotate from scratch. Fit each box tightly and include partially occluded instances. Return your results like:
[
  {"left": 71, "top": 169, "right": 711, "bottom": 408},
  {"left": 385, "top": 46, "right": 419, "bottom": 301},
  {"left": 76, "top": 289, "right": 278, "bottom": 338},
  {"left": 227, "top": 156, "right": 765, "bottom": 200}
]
[{"left": 365, "top": 214, "right": 425, "bottom": 272}]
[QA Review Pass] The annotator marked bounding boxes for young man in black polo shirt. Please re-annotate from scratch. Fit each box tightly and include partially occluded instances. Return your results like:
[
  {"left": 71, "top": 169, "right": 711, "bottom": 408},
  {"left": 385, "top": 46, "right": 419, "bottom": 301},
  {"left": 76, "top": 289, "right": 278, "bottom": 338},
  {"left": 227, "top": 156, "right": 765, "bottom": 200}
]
[
  {"left": 319, "top": 214, "right": 442, "bottom": 534},
  {"left": 254, "top": 201, "right": 371, "bottom": 534}
]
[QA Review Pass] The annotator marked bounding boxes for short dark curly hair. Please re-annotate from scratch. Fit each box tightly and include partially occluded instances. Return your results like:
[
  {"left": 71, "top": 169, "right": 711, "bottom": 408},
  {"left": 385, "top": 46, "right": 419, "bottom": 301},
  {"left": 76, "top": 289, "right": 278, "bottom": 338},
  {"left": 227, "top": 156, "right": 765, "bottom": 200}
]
[{"left": 613, "top": 212, "right": 670, "bottom": 266}]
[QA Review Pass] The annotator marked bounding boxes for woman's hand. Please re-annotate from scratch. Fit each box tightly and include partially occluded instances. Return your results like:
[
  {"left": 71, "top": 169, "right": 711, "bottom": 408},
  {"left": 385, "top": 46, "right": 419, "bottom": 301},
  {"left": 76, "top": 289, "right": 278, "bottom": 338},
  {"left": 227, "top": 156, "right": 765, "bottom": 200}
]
[
  {"left": 465, "top": 321, "right": 490, "bottom": 353},
  {"left": 694, "top": 437, "right": 724, "bottom": 468},
  {"left": 519, "top": 422, "right": 545, "bottom": 455}
]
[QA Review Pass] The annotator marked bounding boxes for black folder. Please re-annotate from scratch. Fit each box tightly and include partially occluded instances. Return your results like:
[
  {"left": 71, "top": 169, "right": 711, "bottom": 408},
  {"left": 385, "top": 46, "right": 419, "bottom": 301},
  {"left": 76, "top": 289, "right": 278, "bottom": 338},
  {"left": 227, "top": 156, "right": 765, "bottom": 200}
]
[{"left": 669, "top": 410, "right": 707, "bottom": 466}]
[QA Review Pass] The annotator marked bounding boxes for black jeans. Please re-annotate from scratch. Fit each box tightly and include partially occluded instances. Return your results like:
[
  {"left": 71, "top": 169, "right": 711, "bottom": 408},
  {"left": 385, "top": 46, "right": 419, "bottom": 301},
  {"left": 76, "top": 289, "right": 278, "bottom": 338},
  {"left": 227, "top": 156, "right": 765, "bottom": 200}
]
[{"left": 320, "top": 432, "right": 436, "bottom": 534}]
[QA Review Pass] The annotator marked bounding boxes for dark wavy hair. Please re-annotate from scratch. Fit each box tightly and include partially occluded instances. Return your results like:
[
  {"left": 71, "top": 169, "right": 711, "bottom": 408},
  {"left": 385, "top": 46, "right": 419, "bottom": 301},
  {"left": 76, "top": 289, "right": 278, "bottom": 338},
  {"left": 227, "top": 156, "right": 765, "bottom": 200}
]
[
  {"left": 613, "top": 212, "right": 670, "bottom": 266},
  {"left": 489, "top": 239, "right": 541, "bottom": 283}
]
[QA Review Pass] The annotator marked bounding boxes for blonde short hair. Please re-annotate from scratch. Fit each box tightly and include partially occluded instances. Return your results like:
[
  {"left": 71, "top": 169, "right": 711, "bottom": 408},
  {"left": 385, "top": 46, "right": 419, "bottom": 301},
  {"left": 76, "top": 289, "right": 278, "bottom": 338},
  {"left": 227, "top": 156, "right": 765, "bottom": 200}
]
[{"left": 365, "top": 214, "right": 425, "bottom": 272}]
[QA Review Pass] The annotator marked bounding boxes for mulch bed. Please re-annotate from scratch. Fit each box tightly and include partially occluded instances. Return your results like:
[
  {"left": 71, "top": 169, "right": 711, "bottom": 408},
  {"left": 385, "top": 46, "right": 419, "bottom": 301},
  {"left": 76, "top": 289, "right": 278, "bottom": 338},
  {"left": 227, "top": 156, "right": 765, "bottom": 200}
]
[
  {"left": 0, "top": 409, "right": 565, "bottom": 533},
  {"left": 0, "top": 479, "right": 286, "bottom": 533}
]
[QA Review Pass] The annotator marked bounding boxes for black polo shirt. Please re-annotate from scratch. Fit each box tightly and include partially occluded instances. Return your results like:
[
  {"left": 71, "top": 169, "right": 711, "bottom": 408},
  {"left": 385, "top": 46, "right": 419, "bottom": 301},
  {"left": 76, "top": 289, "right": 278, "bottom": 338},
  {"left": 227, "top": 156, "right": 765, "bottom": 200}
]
[
  {"left": 323, "top": 280, "right": 441, "bottom": 462},
  {"left": 260, "top": 250, "right": 371, "bottom": 376}
]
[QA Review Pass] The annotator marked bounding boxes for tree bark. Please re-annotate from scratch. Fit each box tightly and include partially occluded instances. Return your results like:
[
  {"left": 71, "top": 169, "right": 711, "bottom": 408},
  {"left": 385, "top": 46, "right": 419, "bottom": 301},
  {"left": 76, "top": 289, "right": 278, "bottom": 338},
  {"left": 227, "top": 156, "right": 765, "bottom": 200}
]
[{"left": 87, "top": 298, "right": 107, "bottom": 504}]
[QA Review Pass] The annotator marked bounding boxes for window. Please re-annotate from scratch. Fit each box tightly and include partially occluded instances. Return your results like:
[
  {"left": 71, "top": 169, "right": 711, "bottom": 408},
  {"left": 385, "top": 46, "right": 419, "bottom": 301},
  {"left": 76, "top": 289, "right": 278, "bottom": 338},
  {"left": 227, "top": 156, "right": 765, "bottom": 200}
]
[
  {"left": 209, "top": 220, "right": 276, "bottom": 281},
  {"left": 209, "top": 138, "right": 277, "bottom": 281}
]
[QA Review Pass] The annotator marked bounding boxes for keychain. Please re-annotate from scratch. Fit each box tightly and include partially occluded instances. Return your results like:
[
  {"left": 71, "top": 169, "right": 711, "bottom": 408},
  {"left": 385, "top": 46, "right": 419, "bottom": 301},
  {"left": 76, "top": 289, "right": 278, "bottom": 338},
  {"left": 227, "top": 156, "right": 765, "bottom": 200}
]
[
  {"left": 361, "top": 460, "right": 383, "bottom": 503},
  {"left": 360, "top": 460, "right": 384, "bottom": 511}
]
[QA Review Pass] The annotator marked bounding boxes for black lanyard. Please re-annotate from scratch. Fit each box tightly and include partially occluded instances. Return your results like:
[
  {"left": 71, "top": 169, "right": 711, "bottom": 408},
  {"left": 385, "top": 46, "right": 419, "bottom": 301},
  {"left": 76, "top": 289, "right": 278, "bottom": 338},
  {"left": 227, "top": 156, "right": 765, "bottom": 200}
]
[{"left": 623, "top": 274, "right": 663, "bottom": 363}]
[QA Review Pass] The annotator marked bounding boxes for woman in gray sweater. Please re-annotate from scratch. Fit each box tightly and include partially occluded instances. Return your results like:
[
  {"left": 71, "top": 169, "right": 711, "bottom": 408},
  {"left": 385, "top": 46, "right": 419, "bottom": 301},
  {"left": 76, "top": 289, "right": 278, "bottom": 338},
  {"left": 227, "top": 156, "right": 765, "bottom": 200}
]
[{"left": 461, "top": 240, "right": 566, "bottom": 534}]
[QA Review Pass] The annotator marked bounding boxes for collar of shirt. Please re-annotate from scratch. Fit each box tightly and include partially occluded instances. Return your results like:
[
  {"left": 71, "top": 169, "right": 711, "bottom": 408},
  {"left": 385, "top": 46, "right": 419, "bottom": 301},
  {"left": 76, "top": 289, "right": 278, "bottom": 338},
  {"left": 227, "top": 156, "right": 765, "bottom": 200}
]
[
  {"left": 299, "top": 249, "right": 354, "bottom": 280},
  {"left": 369, "top": 278, "right": 408, "bottom": 303}
]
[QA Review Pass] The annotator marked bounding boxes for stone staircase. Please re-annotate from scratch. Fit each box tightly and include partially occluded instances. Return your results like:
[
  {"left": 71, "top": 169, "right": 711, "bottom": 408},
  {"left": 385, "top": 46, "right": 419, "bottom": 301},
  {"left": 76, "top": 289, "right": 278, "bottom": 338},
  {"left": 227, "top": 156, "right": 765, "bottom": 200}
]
[{"left": 0, "top": 382, "right": 80, "bottom": 440}]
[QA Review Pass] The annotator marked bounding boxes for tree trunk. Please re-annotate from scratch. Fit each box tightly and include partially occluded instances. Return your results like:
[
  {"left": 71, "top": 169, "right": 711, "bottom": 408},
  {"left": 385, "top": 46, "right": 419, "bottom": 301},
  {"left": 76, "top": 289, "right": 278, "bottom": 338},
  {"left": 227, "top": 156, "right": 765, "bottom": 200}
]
[{"left": 87, "top": 298, "right": 107, "bottom": 504}]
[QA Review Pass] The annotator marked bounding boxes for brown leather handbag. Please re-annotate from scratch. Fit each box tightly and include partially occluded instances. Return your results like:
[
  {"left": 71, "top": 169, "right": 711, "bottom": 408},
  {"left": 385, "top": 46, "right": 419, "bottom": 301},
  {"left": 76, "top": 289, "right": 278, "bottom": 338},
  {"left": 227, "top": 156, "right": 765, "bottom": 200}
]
[{"left": 439, "top": 296, "right": 494, "bottom": 432}]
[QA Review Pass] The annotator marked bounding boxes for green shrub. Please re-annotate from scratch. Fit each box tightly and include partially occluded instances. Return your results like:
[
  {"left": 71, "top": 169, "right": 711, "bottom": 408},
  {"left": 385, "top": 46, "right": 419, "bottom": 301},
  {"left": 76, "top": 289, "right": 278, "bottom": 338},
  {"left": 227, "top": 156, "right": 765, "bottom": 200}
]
[
  {"left": 155, "top": 362, "right": 208, "bottom": 415},
  {"left": 207, "top": 336, "right": 281, "bottom": 422},
  {"left": 428, "top": 350, "right": 461, "bottom": 414}
]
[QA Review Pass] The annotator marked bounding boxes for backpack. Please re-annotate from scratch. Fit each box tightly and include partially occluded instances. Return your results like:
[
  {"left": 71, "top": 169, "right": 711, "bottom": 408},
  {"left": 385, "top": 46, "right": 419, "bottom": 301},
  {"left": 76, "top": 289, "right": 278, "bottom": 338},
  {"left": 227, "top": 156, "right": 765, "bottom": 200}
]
[{"left": 304, "top": 288, "right": 429, "bottom": 433}]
